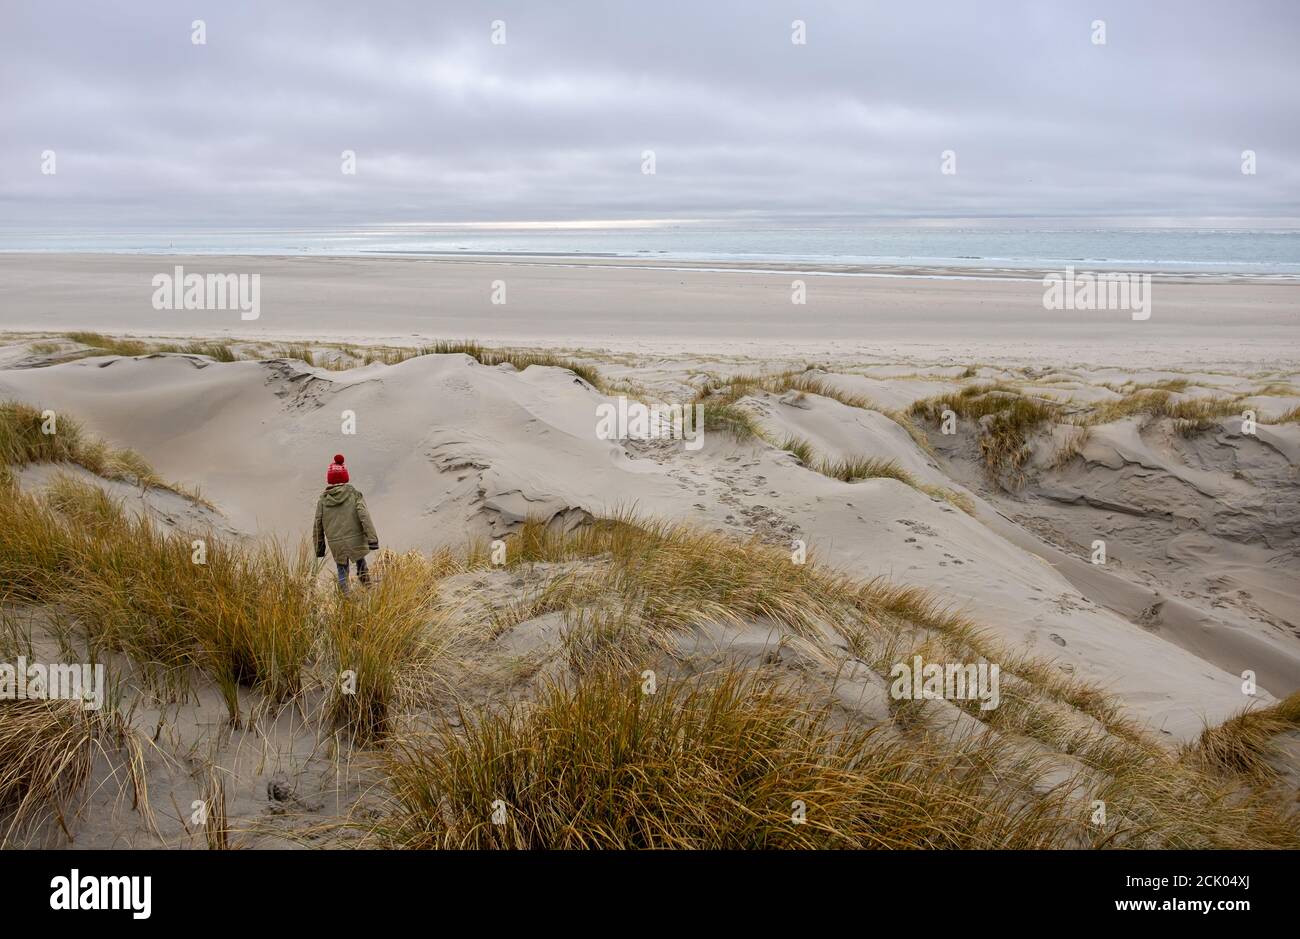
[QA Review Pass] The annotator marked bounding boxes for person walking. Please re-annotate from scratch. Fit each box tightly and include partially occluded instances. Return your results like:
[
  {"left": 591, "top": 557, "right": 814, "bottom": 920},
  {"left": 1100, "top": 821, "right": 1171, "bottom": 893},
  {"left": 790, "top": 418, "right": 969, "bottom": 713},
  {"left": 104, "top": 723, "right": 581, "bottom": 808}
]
[{"left": 313, "top": 454, "right": 379, "bottom": 593}]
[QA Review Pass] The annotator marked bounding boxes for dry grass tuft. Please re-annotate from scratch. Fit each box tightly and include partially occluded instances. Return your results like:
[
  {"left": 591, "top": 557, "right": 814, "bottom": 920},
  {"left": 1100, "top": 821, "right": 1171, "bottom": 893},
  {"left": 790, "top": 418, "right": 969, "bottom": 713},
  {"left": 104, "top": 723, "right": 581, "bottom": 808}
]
[
  {"left": 0, "top": 480, "right": 317, "bottom": 718},
  {"left": 276, "top": 343, "right": 317, "bottom": 367},
  {"left": 201, "top": 767, "right": 232, "bottom": 850},
  {"left": 1251, "top": 382, "right": 1297, "bottom": 396},
  {"left": 1084, "top": 389, "right": 1243, "bottom": 427},
  {"left": 63, "top": 331, "right": 151, "bottom": 357},
  {"left": 696, "top": 397, "right": 762, "bottom": 440},
  {"left": 1050, "top": 425, "right": 1092, "bottom": 468},
  {"left": 0, "top": 399, "right": 207, "bottom": 502},
  {"left": 0, "top": 698, "right": 149, "bottom": 845},
  {"left": 324, "top": 551, "right": 470, "bottom": 744},
  {"left": 423, "top": 340, "right": 602, "bottom": 388},
  {"left": 819, "top": 455, "right": 914, "bottom": 484},
  {"left": 1184, "top": 691, "right": 1300, "bottom": 782},
  {"left": 172, "top": 342, "right": 238, "bottom": 362},
  {"left": 694, "top": 369, "right": 933, "bottom": 451},
  {"left": 777, "top": 435, "right": 816, "bottom": 466},
  {"left": 910, "top": 386, "right": 1060, "bottom": 486},
  {"left": 374, "top": 667, "right": 1080, "bottom": 849},
  {"left": 1273, "top": 404, "right": 1300, "bottom": 424}
]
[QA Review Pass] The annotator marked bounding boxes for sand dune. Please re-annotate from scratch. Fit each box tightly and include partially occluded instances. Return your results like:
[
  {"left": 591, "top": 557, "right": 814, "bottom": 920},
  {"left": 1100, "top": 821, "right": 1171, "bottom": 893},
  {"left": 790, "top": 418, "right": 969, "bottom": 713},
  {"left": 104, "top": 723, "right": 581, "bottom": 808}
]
[{"left": 2, "top": 338, "right": 1295, "bottom": 747}]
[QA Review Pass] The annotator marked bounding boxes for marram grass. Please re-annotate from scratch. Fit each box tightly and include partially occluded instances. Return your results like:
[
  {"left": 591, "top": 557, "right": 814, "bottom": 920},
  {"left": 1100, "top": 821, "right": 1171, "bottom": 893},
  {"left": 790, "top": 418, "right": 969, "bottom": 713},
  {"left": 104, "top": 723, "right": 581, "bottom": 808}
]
[
  {"left": 372, "top": 667, "right": 1083, "bottom": 849},
  {"left": 1, "top": 428, "right": 1297, "bottom": 847},
  {"left": 0, "top": 698, "right": 149, "bottom": 846}
]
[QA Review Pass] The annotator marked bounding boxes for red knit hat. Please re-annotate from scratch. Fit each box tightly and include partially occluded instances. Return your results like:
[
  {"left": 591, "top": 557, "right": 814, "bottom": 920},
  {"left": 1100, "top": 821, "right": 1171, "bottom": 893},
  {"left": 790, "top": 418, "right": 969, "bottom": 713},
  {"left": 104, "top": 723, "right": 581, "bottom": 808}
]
[{"left": 327, "top": 454, "right": 349, "bottom": 484}]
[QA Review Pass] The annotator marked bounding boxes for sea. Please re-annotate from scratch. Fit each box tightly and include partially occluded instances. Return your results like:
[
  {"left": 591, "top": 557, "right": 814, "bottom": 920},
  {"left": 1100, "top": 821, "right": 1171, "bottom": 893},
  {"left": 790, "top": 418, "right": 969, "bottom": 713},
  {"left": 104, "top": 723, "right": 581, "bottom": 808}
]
[{"left": 2, "top": 225, "right": 1298, "bottom": 279}]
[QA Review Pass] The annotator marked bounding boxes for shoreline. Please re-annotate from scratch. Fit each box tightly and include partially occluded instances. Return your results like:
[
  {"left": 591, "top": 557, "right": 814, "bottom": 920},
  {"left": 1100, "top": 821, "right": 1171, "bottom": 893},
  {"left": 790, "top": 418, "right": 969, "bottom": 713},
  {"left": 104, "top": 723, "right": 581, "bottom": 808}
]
[{"left": 2, "top": 248, "right": 1298, "bottom": 285}]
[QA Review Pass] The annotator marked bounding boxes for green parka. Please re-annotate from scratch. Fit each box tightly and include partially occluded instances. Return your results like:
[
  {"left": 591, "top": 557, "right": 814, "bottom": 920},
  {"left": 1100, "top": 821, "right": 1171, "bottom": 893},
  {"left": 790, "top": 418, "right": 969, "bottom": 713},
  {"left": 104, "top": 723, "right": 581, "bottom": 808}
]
[{"left": 313, "top": 483, "right": 378, "bottom": 563}]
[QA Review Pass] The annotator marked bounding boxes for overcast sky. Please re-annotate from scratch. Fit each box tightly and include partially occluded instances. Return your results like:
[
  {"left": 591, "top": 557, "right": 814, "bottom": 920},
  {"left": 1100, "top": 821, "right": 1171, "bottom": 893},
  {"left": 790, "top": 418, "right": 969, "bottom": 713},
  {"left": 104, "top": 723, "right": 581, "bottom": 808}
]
[{"left": 2, "top": 0, "right": 1297, "bottom": 229}]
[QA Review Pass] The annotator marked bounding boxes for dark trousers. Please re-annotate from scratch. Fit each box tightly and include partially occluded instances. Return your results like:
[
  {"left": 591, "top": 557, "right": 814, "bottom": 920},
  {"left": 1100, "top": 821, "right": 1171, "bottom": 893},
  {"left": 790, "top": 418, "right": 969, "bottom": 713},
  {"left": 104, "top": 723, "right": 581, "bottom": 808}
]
[{"left": 336, "top": 556, "right": 369, "bottom": 591}]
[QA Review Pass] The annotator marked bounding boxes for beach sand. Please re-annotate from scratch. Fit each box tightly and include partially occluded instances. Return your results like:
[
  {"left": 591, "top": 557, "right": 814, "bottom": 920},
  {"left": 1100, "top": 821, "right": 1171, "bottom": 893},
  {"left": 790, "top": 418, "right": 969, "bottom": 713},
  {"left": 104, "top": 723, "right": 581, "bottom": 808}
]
[{"left": 2, "top": 252, "right": 1297, "bottom": 366}]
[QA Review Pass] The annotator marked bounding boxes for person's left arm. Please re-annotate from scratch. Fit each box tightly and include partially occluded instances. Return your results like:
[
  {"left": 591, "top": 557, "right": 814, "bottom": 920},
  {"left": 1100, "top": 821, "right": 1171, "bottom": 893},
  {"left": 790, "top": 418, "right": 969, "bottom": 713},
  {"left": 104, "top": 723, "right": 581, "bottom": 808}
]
[{"left": 356, "top": 494, "right": 378, "bottom": 549}]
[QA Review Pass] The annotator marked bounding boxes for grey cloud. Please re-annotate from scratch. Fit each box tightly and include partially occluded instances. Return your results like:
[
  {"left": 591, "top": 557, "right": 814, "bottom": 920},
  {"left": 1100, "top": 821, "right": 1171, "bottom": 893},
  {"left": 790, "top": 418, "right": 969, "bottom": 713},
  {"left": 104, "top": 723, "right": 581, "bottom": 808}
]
[{"left": 1, "top": 0, "right": 1297, "bottom": 228}]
